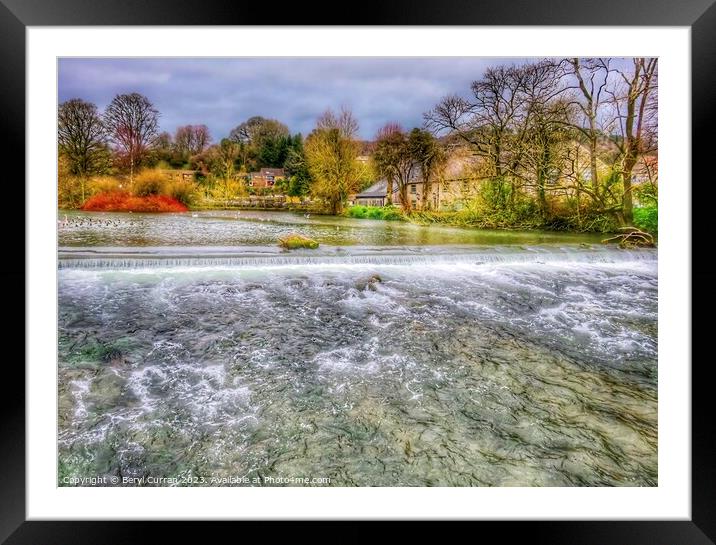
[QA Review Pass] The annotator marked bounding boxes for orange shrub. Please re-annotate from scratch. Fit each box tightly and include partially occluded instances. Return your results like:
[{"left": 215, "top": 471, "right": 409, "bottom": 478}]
[{"left": 81, "top": 191, "right": 188, "bottom": 213}]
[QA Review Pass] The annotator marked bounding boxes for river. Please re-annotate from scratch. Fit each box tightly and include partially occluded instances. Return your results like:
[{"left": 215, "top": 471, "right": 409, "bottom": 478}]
[{"left": 58, "top": 210, "right": 657, "bottom": 486}]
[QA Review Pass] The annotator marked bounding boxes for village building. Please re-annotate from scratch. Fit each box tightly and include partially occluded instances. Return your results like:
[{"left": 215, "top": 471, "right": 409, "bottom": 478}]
[
  {"left": 352, "top": 149, "right": 480, "bottom": 210},
  {"left": 352, "top": 177, "right": 476, "bottom": 210},
  {"left": 353, "top": 180, "right": 395, "bottom": 207},
  {"left": 248, "top": 168, "right": 286, "bottom": 188}
]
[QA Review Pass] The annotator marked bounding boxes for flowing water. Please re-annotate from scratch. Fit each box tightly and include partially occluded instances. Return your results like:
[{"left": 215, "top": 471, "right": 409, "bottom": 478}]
[{"left": 58, "top": 210, "right": 657, "bottom": 486}]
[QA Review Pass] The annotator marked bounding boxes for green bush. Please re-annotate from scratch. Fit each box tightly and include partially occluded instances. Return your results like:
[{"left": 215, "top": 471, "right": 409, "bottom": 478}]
[
  {"left": 345, "top": 205, "right": 404, "bottom": 221},
  {"left": 477, "top": 178, "right": 512, "bottom": 210},
  {"left": 278, "top": 233, "right": 319, "bottom": 249},
  {"left": 346, "top": 205, "right": 368, "bottom": 218},
  {"left": 366, "top": 207, "right": 384, "bottom": 219},
  {"left": 379, "top": 208, "right": 403, "bottom": 221},
  {"left": 633, "top": 206, "right": 658, "bottom": 235}
]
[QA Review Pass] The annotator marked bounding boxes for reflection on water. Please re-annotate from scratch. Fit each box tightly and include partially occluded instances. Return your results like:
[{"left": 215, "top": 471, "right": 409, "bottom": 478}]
[{"left": 58, "top": 242, "right": 657, "bottom": 486}]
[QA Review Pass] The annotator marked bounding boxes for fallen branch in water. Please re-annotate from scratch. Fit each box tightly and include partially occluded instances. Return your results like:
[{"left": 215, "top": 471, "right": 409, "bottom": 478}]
[{"left": 602, "top": 227, "right": 655, "bottom": 248}]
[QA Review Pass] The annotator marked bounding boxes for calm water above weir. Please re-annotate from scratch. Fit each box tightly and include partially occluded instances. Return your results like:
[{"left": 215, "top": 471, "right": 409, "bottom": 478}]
[
  {"left": 58, "top": 209, "right": 606, "bottom": 247},
  {"left": 58, "top": 211, "right": 657, "bottom": 486}
]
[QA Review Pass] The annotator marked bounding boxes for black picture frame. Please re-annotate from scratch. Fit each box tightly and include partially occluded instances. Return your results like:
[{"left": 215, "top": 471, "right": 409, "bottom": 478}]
[{"left": 4, "top": 0, "right": 714, "bottom": 541}]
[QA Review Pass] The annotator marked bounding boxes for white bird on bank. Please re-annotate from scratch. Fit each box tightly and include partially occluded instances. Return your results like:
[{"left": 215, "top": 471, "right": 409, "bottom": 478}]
[{"left": 192, "top": 213, "right": 198, "bottom": 218}]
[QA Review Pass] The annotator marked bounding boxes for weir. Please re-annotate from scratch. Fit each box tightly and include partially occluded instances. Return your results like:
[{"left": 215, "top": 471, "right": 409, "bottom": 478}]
[{"left": 58, "top": 245, "right": 657, "bottom": 270}]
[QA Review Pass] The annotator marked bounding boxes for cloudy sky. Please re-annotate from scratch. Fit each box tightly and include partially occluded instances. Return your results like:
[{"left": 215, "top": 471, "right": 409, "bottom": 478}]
[{"left": 58, "top": 57, "right": 533, "bottom": 141}]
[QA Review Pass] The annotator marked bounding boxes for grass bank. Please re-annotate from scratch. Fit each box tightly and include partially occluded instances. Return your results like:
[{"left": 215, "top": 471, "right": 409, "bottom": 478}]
[
  {"left": 344, "top": 205, "right": 403, "bottom": 221},
  {"left": 344, "top": 204, "right": 657, "bottom": 236},
  {"left": 633, "top": 206, "right": 658, "bottom": 235}
]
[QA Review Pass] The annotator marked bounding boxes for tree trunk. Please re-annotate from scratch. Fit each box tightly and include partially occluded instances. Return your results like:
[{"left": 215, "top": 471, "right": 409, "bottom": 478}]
[
  {"left": 622, "top": 161, "right": 636, "bottom": 225},
  {"left": 537, "top": 147, "right": 549, "bottom": 217},
  {"left": 613, "top": 209, "right": 626, "bottom": 227},
  {"left": 537, "top": 173, "right": 547, "bottom": 217},
  {"left": 385, "top": 177, "right": 393, "bottom": 206},
  {"left": 398, "top": 181, "right": 410, "bottom": 213},
  {"left": 332, "top": 196, "right": 342, "bottom": 216},
  {"left": 422, "top": 172, "right": 432, "bottom": 211},
  {"left": 621, "top": 58, "right": 656, "bottom": 227},
  {"left": 494, "top": 140, "right": 502, "bottom": 178},
  {"left": 589, "top": 136, "right": 599, "bottom": 198}
]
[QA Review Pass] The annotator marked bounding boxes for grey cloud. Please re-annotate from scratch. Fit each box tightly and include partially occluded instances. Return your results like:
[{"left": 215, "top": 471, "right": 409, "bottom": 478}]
[{"left": 59, "top": 57, "right": 535, "bottom": 140}]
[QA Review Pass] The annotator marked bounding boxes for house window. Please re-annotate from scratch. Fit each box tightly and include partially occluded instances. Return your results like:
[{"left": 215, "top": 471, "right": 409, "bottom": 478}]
[{"left": 410, "top": 184, "right": 417, "bottom": 194}]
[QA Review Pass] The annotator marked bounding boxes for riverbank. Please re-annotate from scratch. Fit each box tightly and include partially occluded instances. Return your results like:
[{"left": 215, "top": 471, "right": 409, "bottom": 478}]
[
  {"left": 61, "top": 180, "right": 656, "bottom": 236},
  {"left": 345, "top": 205, "right": 659, "bottom": 236}
]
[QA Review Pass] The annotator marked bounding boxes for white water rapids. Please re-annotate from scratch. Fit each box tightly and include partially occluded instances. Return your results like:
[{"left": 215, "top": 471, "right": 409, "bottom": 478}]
[{"left": 58, "top": 240, "right": 657, "bottom": 486}]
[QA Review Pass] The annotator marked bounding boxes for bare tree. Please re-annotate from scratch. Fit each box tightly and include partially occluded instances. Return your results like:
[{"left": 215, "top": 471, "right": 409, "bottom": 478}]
[
  {"left": 408, "top": 128, "right": 446, "bottom": 211},
  {"left": 426, "top": 60, "right": 566, "bottom": 207},
  {"left": 175, "top": 124, "right": 212, "bottom": 156},
  {"left": 608, "top": 58, "right": 658, "bottom": 224},
  {"left": 58, "top": 98, "right": 108, "bottom": 201},
  {"left": 519, "top": 99, "right": 572, "bottom": 215},
  {"left": 425, "top": 65, "right": 528, "bottom": 180},
  {"left": 373, "top": 124, "right": 415, "bottom": 212},
  {"left": 207, "top": 138, "right": 241, "bottom": 200},
  {"left": 104, "top": 93, "right": 160, "bottom": 182},
  {"left": 563, "top": 58, "right": 612, "bottom": 203},
  {"left": 192, "top": 124, "right": 211, "bottom": 154},
  {"left": 373, "top": 122, "right": 403, "bottom": 206},
  {"left": 514, "top": 62, "right": 572, "bottom": 215},
  {"left": 316, "top": 107, "right": 359, "bottom": 139},
  {"left": 422, "top": 57, "right": 658, "bottom": 231}
]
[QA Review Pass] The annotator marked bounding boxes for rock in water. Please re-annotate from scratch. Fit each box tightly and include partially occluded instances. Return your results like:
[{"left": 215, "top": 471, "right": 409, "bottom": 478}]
[{"left": 355, "top": 274, "right": 382, "bottom": 291}]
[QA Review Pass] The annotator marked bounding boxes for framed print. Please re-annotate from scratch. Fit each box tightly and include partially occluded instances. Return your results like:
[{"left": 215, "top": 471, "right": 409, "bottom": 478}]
[{"left": 5, "top": 0, "right": 715, "bottom": 542}]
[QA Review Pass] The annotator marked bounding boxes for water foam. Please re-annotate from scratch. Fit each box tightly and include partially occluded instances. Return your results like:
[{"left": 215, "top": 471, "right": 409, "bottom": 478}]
[{"left": 59, "top": 245, "right": 657, "bottom": 270}]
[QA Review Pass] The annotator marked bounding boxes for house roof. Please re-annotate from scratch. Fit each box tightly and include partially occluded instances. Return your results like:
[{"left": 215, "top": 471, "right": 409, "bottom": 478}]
[
  {"left": 356, "top": 180, "right": 400, "bottom": 198},
  {"left": 250, "top": 168, "right": 285, "bottom": 177}
]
